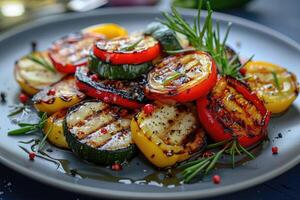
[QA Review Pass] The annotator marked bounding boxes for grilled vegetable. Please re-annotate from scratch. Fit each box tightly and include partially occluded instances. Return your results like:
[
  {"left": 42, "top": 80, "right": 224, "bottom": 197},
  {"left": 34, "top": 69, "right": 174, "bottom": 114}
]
[
  {"left": 88, "top": 52, "right": 152, "bottom": 80},
  {"left": 75, "top": 67, "right": 147, "bottom": 108},
  {"left": 197, "top": 76, "right": 270, "bottom": 148},
  {"left": 93, "top": 35, "right": 161, "bottom": 65},
  {"left": 145, "top": 51, "right": 217, "bottom": 102},
  {"left": 131, "top": 102, "right": 206, "bottom": 168},
  {"left": 144, "top": 22, "right": 183, "bottom": 52},
  {"left": 14, "top": 51, "right": 65, "bottom": 95},
  {"left": 83, "top": 23, "right": 128, "bottom": 39},
  {"left": 241, "top": 61, "right": 299, "bottom": 115},
  {"left": 44, "top": 110, "right": 69, "bottom": 149},
  {"left": 49, "top": 32, "right": 104, "bottom": 74},
  {"left": 64, "top": 100, "right": 136, "bottom": 165},
  {"left": 33, "top": 76, "right": 85, "bottom": 114}
]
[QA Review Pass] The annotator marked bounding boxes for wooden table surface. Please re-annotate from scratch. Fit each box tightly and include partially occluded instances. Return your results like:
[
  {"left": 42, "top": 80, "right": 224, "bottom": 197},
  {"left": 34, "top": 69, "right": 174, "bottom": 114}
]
[{"left": 0, "top": 0, "right": 299, "bottom": 199}]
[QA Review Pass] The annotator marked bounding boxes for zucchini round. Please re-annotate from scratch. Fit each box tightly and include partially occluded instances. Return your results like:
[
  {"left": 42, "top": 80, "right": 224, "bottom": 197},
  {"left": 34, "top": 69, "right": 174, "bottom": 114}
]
[
  {"left": 64, "top": 100, "right": 137, "bottom": 165},
  {"left": 88, "top": 52, "right": 152, "bottom": 80},
  {"left": 145, "top": 22, "right": 182, "bottom": 52}
]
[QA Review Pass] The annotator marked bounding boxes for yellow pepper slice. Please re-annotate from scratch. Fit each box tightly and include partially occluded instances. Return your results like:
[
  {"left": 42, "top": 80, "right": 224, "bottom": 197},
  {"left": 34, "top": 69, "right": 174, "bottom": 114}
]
[
  {"left": 243, "top": 61, "right": 299, "bottom": 115},
  {"left": 131, "top": 103, "right": 206, "bottom": 168},
  {"left": 44, "top": 110, "right": 69, "bottom": 149},
  {"left": 33, "top": 76, "right": 85, "bottom": 114},
  {"left": 131, "top": 118, "right": 190, "bottom": 168},
  {"left": 83, "top": 23, "right": 128, "bottom": 39}
]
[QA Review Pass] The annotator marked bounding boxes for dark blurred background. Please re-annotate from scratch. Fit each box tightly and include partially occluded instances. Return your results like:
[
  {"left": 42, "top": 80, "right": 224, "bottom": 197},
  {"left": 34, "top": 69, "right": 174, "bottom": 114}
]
[{"left": 0, "top": 0, "right": 300, "bottom": 199}]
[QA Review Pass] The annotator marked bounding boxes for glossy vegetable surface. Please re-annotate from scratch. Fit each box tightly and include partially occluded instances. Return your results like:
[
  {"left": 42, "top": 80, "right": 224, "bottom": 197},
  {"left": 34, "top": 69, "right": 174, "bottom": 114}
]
[
  {"left": 64, "top": 100, "right": 136, "bottom": 165},
  {"left": 33, "top": 76, "right": 85, "bottom": 114},
  {"left": 83, "top": 23, "right": 128, "bottom": 39},
  {"left": 197, "top": 76, "right": 270, "bottom": 148},
  {"left": 241, "top": 61, "right": 299, "bottom": 115},
  {"left": 146, "top": 51, "right": 217, "bottom": 102},
  {"left": 75, "top": 67, "right": 147, "bottom": 108},
  {"left": 131, "top": 102, "right": 206, "bottom": 168},
  {"left": 14, "top": 51, "right": 65, "bottom": 95},
  {"left": 44, "top": 110, "right": 69, "bottom": 149},
  {"left": 144, "top": 22, "right": 183, "bottom": 52},
  {"left": 49, "top": 32, "right": 104, "bottom": 74},
  {"left": 88, "top": 52, "right": 152, "bottom": 80},
  {"left": 93, "top": 35, "right": 161, "bottom": 65}
]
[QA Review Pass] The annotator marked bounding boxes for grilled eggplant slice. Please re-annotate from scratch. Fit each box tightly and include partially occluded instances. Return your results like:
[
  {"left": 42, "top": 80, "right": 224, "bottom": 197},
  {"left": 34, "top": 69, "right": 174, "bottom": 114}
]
[
  {"left": 33, "top": 76, "right": 85, "bottom": 114},
  {"left": 131, "top": 102, "right": 206, "bottom": 168},
  {"left": 44, "top": 110, "right": 69, "bottom": 149},
  {"left": 14, "top": 51, "right": 65, "bottom": 95},
  {"left": 64, "top": 100, "right": 136, "bottom": 165},
  {"left": 75, "top": 67, "right": 147, "bottom": 108}
]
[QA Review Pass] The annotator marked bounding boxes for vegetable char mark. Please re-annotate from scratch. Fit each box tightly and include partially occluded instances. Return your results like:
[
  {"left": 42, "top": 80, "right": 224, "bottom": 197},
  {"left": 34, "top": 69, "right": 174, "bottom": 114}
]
[
  {"left": 139, "top": 103, "right": 198, "bottom": 147},
  {"left": 208, "top": 77, "right": 263, "bottom": 137},
  {"left": 67, "top": 101, "right": 132, "bottom": 149}
]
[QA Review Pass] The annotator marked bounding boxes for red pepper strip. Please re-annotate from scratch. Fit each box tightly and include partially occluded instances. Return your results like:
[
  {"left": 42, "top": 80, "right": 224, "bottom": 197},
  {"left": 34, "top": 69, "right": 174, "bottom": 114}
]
[{"left": 76, "top": 80, "right": 142, "bottom": 109}]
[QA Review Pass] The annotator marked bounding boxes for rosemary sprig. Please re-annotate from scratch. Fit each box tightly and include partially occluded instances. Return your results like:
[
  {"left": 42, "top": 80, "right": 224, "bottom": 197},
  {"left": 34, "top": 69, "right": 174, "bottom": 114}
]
[
  {"left": 161, "top": 1, "right": 248, "bottom": 79},
  {"left": 179, "top": 139, "right": 255, "bottom": 183},
  {"left": 120, "top": 38, "right": 143, "bottom": 51},
  {"left": 7, "top": 112, "right": 48, "bottom": 136},
  {"left": 27, "top": 53, "right": 56, "bottom": 73},
  {"left": 160, "top": 0, "right": 211, "bottom": 51},
  {"left": 162, "top": 71, "right": 183, "bottom": 85},
  {"left": 37, "top": 125, "right": 53, "bottom": 152},
  {"left": 271, "top": 71, "right": 281, "bottom": 91},
  {"left": 7, "top": 105, "right": 27, "bottom": 117}
]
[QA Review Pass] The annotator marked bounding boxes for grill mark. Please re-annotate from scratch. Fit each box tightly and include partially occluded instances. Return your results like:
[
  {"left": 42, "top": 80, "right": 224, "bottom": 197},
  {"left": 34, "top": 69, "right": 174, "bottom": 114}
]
[
  {"left": 75, "top": 113, "right": 116, "bottom": 140},
  {"left": 83, "top": 119, "right": 131, "bottom": 148},
  {"left": 72, "top": 104, "right": 109, "bottom": 127},
  {"left": 210, "top": 82, "right": 264, "bottom": 137},
  {"left": 159, "top": 111, "right": 190, "bottom": 145}
]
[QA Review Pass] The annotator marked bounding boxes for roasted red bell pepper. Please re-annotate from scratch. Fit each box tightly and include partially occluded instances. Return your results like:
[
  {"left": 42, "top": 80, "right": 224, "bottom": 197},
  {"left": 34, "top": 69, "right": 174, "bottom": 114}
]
[
  {"left": 93, "top": 35, "right": 161, "bottom": 65},
  {"left": 197, "top": 76, "right": 270, "bottom": 148},
  {"left": 49, "top": 32, "right": 103, "bottom": 74},
  {"left": 75, "top": 67, "right": 146, "bottom": 109},
  {"left": 145, "top": 51, "right": 217, "bottom": 102}
]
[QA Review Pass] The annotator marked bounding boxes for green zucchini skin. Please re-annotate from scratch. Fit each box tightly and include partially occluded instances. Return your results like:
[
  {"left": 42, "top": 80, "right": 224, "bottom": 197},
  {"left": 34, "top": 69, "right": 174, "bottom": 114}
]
[
  {"left": 145, "top": 22, "right": 182, "bottom": 52},
  {"left": 88, "top": 53, "right": 152, "bottom": 80},
  {"left": 63, "top": 100, "right": 137, "bottom": 165}
]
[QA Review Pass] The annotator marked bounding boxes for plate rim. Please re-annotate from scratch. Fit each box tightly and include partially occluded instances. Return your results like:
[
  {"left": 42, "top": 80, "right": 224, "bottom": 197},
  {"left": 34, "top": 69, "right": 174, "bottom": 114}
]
[{"left": 0, "top": 6, "right": 300, "bottom": 199}]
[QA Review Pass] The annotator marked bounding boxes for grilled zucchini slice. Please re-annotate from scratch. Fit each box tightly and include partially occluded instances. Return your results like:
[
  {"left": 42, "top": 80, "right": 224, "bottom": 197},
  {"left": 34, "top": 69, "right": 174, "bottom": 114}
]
[
  {"left": 131, "top": 102, "right": 206, "bottom": 168},
  {"left": 64, "top": 100, "right": 136, "bottom": 165},
  {"left": 14, "top": 51, "right": 65, "bottom": 95},
  {"left": 32, "top": 76, "right": 85, "bottom": 114},
  {"left": 44, "top": 110, "right": 69, "bottom": 149}
]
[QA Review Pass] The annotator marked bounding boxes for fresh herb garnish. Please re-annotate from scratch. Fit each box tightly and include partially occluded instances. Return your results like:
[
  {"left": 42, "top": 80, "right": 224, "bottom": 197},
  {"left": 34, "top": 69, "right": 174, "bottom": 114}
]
[
  {"left": 165, "top": 48, "right": 195, "bottom": 54},
  {"left": 37, "top": 125, "right": 53, "bottom": 152},
  {"left": 179, "top": 139, "right": 255, "bottom": 183},
  {"left": 160, "top": 0, "right": 210, "bottom": 51},
  {"left": 27, "top": 53, "right": 56, "bottom": 73},
  {"left": 272, "top": 71, "right": 281, "bottom": 91},
  {"left": 121, "top": 38, "right": 143, "bottom": 51},
  {"left": 7, "top": 105, "right": 27, "bottom": 117},
  {"left": 162, "top": 71, "right": 183, "bottom": 85},
  {"left": 161, "top": 1, "right": 248, "bottom": 79},
  {"left": 7, "top": 112, "right": 48, "bottom": 136}
]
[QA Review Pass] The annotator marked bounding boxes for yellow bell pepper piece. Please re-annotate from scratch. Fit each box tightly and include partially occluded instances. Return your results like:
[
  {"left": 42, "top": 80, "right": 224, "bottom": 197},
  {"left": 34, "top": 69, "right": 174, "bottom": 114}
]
[
  {"left": 33, "top": 76, "right": 85, "bottom": 114},
  {"left": 244, "top": 61, "right": 299, "bottom": 115},
  {"left": 83, "top": 23, "right": 128, "bottom": 39},
  {"left": 44, "top": 110, "right": 69, "bottom": 149},
  {"left": 131, "top": 118, "right": 190, "bottom": 168}
]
